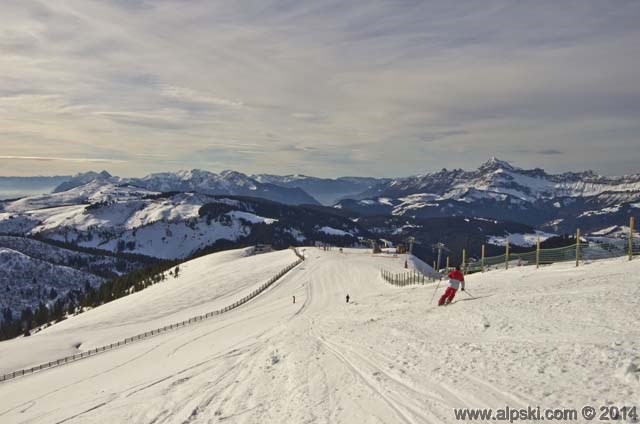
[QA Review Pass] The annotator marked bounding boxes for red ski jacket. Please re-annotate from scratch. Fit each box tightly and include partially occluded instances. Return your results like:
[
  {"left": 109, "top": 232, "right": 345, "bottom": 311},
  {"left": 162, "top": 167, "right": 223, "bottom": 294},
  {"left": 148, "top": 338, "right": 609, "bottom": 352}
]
[{"left": 447, "top": 269, "right": 465, "bottom": 282}]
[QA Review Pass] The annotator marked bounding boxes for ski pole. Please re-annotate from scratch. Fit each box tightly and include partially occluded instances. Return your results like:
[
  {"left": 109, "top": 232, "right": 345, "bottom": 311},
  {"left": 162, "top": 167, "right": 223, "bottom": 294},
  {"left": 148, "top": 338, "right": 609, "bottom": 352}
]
[
  {"left": 429, "top": 279, "right": 442, "bottom": 304},
  {"left": 462, "top": 289, "right": 474, "bottom": 298}
]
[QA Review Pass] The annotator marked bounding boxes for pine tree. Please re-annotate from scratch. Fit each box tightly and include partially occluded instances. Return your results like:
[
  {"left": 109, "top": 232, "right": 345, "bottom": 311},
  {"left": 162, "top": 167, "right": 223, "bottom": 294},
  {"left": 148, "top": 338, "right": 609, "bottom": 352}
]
[{"left": 34, "top": 302, "right": 49, "bottom": 326}]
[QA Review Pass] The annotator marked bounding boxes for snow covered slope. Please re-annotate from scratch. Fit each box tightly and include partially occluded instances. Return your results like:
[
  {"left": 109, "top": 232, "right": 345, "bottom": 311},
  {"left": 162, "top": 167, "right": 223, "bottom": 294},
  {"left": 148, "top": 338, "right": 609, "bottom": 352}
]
[
  {"left": 0, "top": 184, "right": 364, "bottom": 259},
  {"left": 0, "top": 248, "right": 638, "bottom": 423},
  {"left": 0, "top": 247, "right": 297, "bottom": 374}
]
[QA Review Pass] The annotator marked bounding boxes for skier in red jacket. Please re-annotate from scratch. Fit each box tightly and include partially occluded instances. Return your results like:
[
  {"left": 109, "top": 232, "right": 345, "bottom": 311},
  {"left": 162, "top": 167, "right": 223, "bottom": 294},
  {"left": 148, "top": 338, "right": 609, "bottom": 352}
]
[{"left": 438, "top": 266, "right": 465, "bottom": 306}]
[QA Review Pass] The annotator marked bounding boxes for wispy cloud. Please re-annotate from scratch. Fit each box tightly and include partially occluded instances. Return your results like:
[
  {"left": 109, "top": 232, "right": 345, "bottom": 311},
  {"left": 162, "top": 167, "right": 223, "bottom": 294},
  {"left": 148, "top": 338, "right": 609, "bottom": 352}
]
[
  {"left": 537, "top": 149, "right": 564, "bottom": 156},
  {"left": 0, "top": 0, "right": 639, "bottom": 177},
  {"left": 161, "top": 85, "right": 244, "bottom": 108},
  {"left": 0, "top": 156, "right": 126, "bottom": 163}
]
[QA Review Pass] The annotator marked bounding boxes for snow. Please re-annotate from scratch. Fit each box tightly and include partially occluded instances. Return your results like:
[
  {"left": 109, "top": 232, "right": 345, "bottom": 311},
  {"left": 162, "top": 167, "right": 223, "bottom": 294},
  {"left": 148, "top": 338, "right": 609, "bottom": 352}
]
[
  {"left": 391, "top": 224, "right": 422, "bottom": 235},
  {"left": 488, "top": 230, "right": 556, "bottom": 247},
  {"left": 0, "top": 247, "right": 296, "bottom": 373},
  {"left": 578, "top": 205, "right": 623, "bottom": 218},
  {"left": 546, "top": 218, "right": 564, "bottom": 226},
  {"left": 392, "top": 193, "right": 440, "bottom": 216},
  {"left": 473, "top": 217, "right": 498, "bottom": 224},
  {"left": 226, "top": 211, "right": 278, "bottom": 225},
  {"left": 318, "top": 226, "right": 354, "bottom": 237},
  {"left": 373, "top": 161, "right": 640, "bottom": 218},
  {"left": 0, "top": 188, "right": 287, "bottom": 259},
  {"left": 590, "top": 225, "right": 620, "bottom": 236},
  {"left": 0, "top": 249, "right": 639, "bottom": 423},
  {"left": 589, "top": 225, "right": 636, "bottom": 239}
]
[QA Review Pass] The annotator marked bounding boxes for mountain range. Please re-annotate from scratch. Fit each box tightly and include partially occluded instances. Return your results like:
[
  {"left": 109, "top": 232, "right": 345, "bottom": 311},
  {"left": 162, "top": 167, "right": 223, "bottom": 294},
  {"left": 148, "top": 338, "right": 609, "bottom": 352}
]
[
  {"left": 53, "top": 170, "right": 321, "bottom": 206},
  {"left": 335, "top": 158, "right": 640, "bottom": 234},
  {"left": 3, "top": 158, "right": 638, "bottom": 239}
]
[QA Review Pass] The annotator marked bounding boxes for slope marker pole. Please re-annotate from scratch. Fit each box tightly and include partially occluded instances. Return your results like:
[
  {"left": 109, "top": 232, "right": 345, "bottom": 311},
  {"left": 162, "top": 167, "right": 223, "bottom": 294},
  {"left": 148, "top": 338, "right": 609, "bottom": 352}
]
[
  {"left": 576, "top": 228, "right": 581, "bottom": 267},
  {"left": 630, "top": 216, "right": 635, "bottom": 261},
  {"left": 505, "top": 239, "right": 509, "bottom": 270}
]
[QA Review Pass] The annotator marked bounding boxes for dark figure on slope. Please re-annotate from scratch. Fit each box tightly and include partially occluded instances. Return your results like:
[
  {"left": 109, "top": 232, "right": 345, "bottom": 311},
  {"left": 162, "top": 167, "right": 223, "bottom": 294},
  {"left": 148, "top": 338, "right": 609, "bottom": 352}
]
[
  {"left": 438, "top": 266, "right": 465, "bottom": 306},
  {"left": 346, "top": 294, "right": 350, "bottom": 303}
]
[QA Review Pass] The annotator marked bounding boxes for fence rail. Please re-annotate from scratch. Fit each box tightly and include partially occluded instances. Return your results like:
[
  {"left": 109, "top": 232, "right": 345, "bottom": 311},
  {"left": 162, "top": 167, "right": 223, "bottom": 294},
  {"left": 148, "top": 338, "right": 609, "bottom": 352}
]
[
  {"left": 381, "top": 217, "right": 638, "bottom": 285},
  {"left": 462, "top": 218, "right": 638, "bottom": 273},
  {"left": 0, "top": 248, "right": 305, "bottom": 384},
  {"left": 466, "top": 237, "right": 639, "bottom": 274},
  {"left": 380, "top": 269, "right": 441, "bottom": 287}
]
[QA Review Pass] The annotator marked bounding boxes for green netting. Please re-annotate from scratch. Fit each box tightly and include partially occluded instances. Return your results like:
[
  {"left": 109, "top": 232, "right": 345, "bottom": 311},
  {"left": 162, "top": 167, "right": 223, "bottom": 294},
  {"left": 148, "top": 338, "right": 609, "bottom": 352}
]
[
  {"left": 465, "top": 238, "right": 640, "bottom": 273},
  {"left": 538, "top": 244, "right": 578, "bottom": 264},
  {"left": 629, "top": 239, "right": 640, "bottom": 257}
]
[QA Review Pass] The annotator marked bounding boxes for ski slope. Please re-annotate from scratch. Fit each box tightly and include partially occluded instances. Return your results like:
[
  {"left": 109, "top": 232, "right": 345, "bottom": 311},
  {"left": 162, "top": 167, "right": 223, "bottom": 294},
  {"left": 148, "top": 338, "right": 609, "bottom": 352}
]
[{"left": 0, "top": 248, "right": 639, "bottom": 423}]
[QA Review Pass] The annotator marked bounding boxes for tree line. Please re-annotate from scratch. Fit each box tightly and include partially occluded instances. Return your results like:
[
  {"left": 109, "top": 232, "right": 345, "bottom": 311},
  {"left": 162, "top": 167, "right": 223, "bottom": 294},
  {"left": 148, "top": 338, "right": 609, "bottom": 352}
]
[{"left": 0, "top": 260, "right": 180, "bottom": 342}]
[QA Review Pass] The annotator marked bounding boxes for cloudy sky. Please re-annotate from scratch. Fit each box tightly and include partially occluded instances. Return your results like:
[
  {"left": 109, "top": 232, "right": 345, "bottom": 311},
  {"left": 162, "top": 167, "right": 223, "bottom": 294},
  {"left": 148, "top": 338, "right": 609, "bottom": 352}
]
[{"left": 1, "top": 0, "right": 639, "bottom": 177}]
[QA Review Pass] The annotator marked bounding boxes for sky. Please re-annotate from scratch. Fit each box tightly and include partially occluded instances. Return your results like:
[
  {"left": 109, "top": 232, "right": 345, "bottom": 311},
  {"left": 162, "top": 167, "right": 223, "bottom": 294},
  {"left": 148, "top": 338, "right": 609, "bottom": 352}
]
[{"left": 1, "top": 0, "right": 639, "bottom": 178}]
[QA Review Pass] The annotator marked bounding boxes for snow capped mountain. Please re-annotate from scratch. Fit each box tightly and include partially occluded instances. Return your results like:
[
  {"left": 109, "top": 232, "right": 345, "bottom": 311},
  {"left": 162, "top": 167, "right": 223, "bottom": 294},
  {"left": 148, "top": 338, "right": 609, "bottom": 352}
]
[
  {"left": 252, "top": 174, "right": 390, "bottom": 205},
  {"left": 53, "top": 170, "right": 320, "bottom": 206},
  {"left": 53, "top": 171, "right": 112, "bottom": 193},
  {"left": 0, "top": 182, "right": 365, "bottom": 260},
  {"left": 358, "top": 157, "right": 640, "bottom": 202},
  {"left": 338, "top": 158, "right": 640, "bottom": 233}
]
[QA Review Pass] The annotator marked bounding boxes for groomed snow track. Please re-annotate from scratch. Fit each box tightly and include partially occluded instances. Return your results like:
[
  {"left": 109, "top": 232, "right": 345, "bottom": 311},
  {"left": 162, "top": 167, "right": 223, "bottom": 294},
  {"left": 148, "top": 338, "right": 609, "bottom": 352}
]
[{"left": 0, "top": 248, "right": 638, "bottom": 423}]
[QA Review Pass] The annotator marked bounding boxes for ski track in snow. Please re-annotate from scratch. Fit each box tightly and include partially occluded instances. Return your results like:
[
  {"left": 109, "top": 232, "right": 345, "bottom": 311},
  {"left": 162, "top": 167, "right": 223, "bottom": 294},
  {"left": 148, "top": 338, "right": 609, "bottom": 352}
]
[{"left": 0, "top": 248, "right": 639, "bottom": 423}]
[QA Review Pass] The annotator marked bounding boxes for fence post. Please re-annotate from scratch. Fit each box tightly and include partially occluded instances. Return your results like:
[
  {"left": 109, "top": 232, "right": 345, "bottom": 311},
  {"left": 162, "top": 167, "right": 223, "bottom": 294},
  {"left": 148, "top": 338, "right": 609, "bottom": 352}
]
[
  {"left": 630, "top": 216, "right": 635, "bottom": 261},
  {"left": 462, "top": 249, "right": 466, "bottom": 274},
  {"left": 576, "top": 228, "right": 581, "bottom": 267},
  {"left": 505, "top": 239, "right": 510, "bottom": 270},
  {"left": 481, "top": 244, "right": 485, "bottom": 273},
  {"left": 536, "top": 235, "right": 540, "bottom": 269}
]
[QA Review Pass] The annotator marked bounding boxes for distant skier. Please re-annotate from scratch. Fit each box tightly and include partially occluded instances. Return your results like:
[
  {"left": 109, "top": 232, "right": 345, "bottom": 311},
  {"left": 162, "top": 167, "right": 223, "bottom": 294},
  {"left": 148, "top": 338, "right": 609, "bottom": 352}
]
[
  {"left": 293, "top": 295, "right": 296, "bottom": 304},
  {"left": 346, "top": 294, "right": 350, "bottom": 303},
  {"left": 438, "top": 266, "right": 465, "bottom": 306}
]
